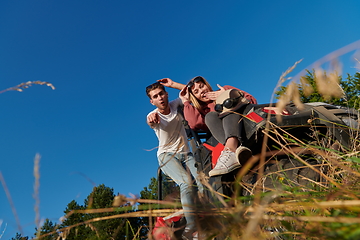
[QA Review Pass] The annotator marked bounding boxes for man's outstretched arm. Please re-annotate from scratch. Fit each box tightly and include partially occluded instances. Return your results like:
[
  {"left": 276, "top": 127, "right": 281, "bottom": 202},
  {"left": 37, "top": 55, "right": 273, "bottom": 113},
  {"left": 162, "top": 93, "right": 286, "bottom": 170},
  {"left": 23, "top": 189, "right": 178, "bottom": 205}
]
[{"left": 147, "top": 112, "right": 160, "bottom": 128}]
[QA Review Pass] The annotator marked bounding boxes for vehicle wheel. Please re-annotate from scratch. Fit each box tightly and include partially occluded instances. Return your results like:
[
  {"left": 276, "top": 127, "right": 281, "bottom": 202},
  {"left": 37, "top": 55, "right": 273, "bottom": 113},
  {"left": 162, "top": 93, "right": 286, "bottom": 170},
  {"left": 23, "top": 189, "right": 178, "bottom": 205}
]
[{"left": 242, "top": 157, "right": 322, "bottom": 195}]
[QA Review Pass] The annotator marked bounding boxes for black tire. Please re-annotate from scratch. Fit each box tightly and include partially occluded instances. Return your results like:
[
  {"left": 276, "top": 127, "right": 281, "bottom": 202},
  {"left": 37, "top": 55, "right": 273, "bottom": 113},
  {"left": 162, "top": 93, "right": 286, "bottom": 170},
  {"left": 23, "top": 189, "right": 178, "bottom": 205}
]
[{"left": 242, "top": 157, "right": 322, "bottom": 196}]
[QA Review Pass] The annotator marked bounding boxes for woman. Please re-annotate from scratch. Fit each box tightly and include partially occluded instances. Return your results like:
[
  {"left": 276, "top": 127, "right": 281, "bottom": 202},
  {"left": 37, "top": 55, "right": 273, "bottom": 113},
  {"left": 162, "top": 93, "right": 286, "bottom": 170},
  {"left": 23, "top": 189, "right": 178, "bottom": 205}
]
[{"left": 159, "top": 76, "right": 257, "bottom": 177}]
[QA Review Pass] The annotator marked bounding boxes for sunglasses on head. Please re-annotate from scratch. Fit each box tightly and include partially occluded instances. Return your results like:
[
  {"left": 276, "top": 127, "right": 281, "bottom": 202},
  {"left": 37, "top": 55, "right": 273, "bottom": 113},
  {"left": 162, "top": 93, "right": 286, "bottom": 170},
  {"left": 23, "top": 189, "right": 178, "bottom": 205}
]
[
  {"left": 215, "top": 96, "right": 241, "bottom": 113},
  {"left": 187, "top": 76, "right": 204, "bottom": 89}
]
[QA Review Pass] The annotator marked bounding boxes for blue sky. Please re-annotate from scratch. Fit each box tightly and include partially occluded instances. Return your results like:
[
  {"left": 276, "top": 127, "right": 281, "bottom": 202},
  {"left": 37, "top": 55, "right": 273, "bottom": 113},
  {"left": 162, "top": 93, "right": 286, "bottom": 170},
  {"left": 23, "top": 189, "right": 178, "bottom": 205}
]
[{"left": 1, "top": 1, "right": 360, "bottom": 238}]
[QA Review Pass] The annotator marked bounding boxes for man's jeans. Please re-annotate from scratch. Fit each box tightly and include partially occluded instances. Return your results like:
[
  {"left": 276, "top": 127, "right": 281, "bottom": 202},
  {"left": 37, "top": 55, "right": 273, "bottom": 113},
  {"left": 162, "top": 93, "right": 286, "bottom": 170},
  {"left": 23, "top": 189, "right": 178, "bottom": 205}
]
[{"left": 158, "top": 152, "right": 204, "bottom": 231}]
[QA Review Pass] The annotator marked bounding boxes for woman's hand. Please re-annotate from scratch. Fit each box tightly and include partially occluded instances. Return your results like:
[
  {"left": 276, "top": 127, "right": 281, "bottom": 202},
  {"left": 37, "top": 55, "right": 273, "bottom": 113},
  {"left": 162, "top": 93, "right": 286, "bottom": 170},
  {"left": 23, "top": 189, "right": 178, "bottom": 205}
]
[
  {"left": 205, "top": 84, "right": 225, "bottom": 100},
  {"left": 179, "top": 85, "right": 190, "bottom": 103}
]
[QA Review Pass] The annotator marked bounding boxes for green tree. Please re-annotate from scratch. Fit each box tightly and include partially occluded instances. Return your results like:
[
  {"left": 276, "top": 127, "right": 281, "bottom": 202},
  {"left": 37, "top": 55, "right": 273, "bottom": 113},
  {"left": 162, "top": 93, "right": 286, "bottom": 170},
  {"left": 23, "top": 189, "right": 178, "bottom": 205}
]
[
  {"left": 58, "top": 184, "right": 137, "bottom": 240},
  {"left": 83, "top": 184, "right": 126, "bottom": 240},
  {"left": 137, "top": 177, "right": 159, "bottom": 238},
  {"left": 10, "top": 232, "right": 29, "bottom": 240},
  {"left": 275, "top": 70, "right": 360, "bottom": 108},
  {"left": 341, "top": 72, "right": 360, "bottom": 109},
  {"left": 35, "top": 219, "right": 59, "bottom": 240},
  {"left": 140, "top": 177, "right": 158, "bottom": 200},
  {"left": 140, "top": 175, "right": 179, "bottom": 201},
  {"left": 60, "top": 200, "right": 89, "bottom": 240}
]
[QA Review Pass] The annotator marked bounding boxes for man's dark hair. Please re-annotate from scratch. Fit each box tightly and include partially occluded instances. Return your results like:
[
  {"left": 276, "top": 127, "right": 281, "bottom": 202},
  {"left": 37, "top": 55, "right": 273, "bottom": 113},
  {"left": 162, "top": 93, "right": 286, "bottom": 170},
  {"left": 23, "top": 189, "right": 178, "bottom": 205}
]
[{"left": 146, "top": 82, "right": 166, "bottom": 98}]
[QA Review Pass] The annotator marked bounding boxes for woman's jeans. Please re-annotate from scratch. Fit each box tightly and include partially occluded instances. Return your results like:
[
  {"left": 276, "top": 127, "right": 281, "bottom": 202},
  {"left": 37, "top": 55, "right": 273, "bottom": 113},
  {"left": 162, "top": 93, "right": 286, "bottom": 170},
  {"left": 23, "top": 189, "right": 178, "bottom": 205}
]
[
  {"left": 205, "top": 111, "right": 243, "bottom": 145},
  {"left": 158, "top": 152, "right": 204, "bottom": 231}
]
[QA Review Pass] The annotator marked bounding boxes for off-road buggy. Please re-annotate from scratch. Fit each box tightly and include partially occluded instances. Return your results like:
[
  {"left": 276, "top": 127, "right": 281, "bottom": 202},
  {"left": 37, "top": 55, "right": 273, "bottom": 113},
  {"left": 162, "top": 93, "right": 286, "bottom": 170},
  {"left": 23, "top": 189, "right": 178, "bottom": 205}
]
[
  {"left": 153, "top": 101, "right": 359, "bottom": 239},
  {"left": 192, "top": 101, "right": 359, "bottom": 200}
]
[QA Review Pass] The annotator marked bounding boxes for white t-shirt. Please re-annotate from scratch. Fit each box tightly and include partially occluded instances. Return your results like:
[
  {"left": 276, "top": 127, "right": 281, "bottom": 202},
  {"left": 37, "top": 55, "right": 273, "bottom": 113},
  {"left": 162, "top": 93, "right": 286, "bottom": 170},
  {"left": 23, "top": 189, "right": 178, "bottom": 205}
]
[{"left": 148, "top": 98, "right": 190, "bottom": 157}]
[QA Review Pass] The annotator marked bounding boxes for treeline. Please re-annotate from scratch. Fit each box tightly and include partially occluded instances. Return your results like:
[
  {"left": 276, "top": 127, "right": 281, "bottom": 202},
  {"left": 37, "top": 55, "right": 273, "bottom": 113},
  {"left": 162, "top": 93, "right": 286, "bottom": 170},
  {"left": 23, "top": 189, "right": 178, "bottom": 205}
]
[{"left": 11, "top": 175, "right": 177, "bottom": 240}]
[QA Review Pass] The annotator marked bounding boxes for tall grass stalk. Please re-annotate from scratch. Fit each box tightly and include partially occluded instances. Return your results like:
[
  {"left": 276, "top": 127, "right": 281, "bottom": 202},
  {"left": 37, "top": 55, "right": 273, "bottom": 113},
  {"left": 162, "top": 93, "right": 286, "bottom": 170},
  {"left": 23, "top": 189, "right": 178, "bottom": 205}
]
[
  {"left": 34, "top": 154, "right": 41, "bottom": 238},
  {"left": 0, "top": 172, "right": 23, "bottom": 235}
]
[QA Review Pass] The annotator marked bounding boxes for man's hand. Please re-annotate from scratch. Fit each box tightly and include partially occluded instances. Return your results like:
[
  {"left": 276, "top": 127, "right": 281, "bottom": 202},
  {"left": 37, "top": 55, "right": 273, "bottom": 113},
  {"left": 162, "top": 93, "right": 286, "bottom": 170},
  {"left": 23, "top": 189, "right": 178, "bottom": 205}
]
[
  {"left": 205, "top": 84, "right": 225, "bottom": 100},
  {"left": 157, "top": 78, "right": 185, "bottom": 90},
  {"left": 179, "top": 86, "right": 190, "bottom": 103},
  {"left": 157, "top": 78, "right": 174, "bottom": 87},
  {"left": 147, "top": 112, "right": 160, "bottom": 127}
]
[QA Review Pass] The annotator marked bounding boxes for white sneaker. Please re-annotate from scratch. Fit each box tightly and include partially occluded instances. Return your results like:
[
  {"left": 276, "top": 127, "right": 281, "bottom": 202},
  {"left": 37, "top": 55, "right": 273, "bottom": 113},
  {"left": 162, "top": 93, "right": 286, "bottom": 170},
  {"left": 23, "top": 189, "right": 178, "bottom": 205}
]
[
  {"left": 208, "top": 148, "right": 241, "bottom": 177},
  {"left": 236, "top": 146, "right": 252, "bottom": 163},
  {"left": 182, "top": 229, "right": 197, "bottom": 240}
]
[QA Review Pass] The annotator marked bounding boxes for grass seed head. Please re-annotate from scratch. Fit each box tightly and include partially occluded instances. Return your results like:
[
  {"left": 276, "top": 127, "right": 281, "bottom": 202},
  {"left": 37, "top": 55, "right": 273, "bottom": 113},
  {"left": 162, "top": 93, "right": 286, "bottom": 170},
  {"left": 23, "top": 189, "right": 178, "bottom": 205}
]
[
  {"left": 113, "top": 194, "right": 128, "bottom": 207},
  {"left": 300, "top": 76, "right": 314, "bottom": 96},
  {"left": 315, "top": 67, "right": 344, "bottom": 101},
  {"left": 276, "top": 81, "right": 303, "bottom": 122},
  {"left": 0, "top": 81, "right": 55, "bottom": 94}
]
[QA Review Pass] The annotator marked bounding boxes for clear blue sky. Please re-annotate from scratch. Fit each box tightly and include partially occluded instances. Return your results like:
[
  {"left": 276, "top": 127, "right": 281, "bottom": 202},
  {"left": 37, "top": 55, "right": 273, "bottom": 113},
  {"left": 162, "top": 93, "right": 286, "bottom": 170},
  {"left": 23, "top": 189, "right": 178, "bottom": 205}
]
[{"left": 1, "top": 1, "right": 359, "bottom": 238}]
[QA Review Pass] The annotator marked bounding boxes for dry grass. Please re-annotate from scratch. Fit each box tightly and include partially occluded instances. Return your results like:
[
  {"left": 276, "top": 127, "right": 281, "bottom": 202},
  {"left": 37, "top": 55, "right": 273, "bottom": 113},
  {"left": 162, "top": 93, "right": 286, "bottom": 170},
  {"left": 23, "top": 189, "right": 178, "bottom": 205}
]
[{"left": 3, "top": 127, "right": 360, "bottom": 240}]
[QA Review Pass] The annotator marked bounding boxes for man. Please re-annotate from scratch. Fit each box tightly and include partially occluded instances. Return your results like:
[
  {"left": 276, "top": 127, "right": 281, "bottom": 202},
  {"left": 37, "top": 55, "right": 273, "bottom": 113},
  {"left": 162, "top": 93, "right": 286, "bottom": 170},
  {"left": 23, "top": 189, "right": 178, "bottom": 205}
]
[{"left": 146, "top": 80, "right": 204, "bottom": 237}]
